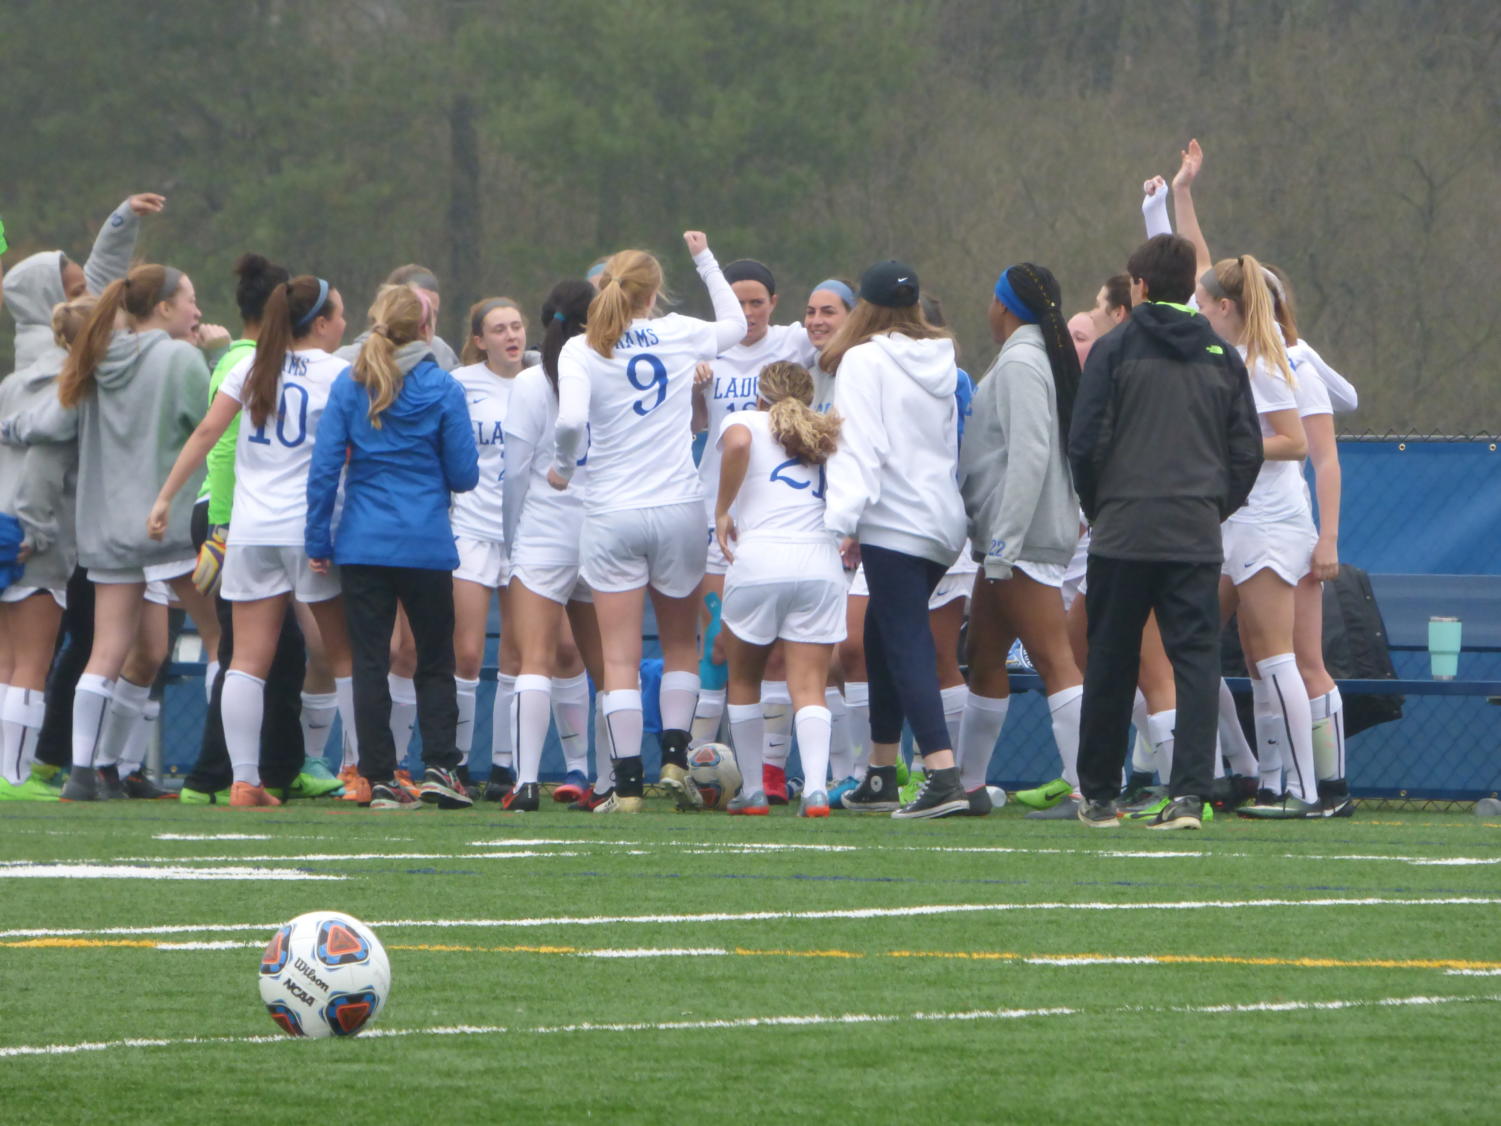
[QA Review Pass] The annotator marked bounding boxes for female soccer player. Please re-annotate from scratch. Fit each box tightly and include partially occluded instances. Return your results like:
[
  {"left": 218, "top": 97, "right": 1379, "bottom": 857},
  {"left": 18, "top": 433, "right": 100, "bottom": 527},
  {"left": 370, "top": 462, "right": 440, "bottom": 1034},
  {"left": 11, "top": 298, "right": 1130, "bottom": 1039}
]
[
  {"left": 501, "top": 281, "right": 606, "bottom": 811},
  {"left": 822, "top": 261, "right": 968, "bottom": 820},
  {"left": 306, "top": 285, "right": 479, "bottom": 810},
  {"left": 550, "top": 232, "right": 745, "bottom": 812},
  {"left": 715, "top": 361, "right": 844, "bottom": 817},
  {"left": 955, "top": 264, "right": 1085, "bottom": 819},
  {"left": 150, "top": 275, "right": 356, "bottom": 807}
]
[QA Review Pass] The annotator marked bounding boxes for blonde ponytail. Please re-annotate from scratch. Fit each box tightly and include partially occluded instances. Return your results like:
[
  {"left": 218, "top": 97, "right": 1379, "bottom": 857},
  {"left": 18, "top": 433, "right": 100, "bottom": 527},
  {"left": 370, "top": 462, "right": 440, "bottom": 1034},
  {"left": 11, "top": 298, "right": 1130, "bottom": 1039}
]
[
  {"left": 1207, "top": 255, "right": 1294, "bottom": 384},
  {"left": 586, "top": 250, "right": 663, "bottom": 357},
  {"left": 760, "top": 362, "right": 841, "bottom": 466},
  {"left": 354, "top": 285, "right": 424, "bottom": 427}
]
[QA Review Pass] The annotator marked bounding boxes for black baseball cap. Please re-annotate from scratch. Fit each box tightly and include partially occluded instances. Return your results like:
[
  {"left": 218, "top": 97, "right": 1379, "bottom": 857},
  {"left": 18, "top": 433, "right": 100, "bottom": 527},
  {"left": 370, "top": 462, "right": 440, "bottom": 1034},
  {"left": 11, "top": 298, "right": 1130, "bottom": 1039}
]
[{"left": 859, "top": 260, "right": 919, "bottom": 308}]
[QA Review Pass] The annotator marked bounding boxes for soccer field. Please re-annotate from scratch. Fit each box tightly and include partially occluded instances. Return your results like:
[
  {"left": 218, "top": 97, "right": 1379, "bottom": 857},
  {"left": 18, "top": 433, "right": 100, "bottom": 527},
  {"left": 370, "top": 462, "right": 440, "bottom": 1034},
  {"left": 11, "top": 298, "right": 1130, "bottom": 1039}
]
[{"left": 3, "top": 798, "right": 1500, "bottom": 1125}]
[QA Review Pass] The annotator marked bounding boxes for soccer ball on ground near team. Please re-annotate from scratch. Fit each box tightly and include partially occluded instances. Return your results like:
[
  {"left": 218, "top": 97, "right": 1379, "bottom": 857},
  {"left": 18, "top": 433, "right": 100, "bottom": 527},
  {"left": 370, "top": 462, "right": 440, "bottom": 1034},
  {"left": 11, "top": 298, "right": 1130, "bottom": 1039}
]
[
  {"left": 258, "top": 911, "right": 390, "bottom": 1038},
  {"left": 687, "top": 742, "right": 743, "bottom": 810}
]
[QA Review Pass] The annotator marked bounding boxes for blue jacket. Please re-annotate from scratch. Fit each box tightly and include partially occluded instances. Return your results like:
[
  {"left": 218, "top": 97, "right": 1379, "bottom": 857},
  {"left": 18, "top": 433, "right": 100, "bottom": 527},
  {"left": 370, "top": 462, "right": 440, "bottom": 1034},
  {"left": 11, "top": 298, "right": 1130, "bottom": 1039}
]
[{"left": 306, "top": 357, "right": 479, "bottom": 570}]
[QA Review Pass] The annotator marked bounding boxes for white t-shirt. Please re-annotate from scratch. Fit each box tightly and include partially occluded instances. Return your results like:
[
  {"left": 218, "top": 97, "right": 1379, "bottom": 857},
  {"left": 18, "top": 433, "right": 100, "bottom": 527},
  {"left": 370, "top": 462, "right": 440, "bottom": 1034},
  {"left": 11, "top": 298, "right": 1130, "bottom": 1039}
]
[
  {"left": 698, "top": 324, "right": 818, "bottom": 522},
  {"left": 504, "top": 366, "right": 588, "bottom": 567},
  {"left": 449, "top": 361, "right": 518, "bottom": 543},
  {"left": 717, "top": 410, "right": 829, "bottom": 544},
  {"left": 811, "top": 365, "right": 837, "bottom": 416},
  {"left": 1227, "top": 349, "right": 1313, "bottom": 527},
  {"left": 220, "top": 348, "right": 347, "bottom": 546},
  {"left": 554, "top": 314, "right": 718, "bottom": 515}
]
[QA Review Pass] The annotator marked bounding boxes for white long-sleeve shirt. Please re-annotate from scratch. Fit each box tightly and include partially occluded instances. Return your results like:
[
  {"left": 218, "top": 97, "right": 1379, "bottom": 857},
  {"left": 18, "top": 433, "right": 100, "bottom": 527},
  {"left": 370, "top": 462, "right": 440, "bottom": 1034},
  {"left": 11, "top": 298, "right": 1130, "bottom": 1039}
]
[{"left": 502, "top": 365, "right": 588, "bottom": 566}]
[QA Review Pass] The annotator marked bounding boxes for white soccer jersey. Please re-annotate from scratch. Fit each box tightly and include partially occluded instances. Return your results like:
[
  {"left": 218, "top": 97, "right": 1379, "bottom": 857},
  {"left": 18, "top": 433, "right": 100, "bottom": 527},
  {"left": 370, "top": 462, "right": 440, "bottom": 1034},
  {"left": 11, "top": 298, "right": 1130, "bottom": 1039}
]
[
  {"left": 718, "top": 411, "right": 830, "bottom": 543},
  {"left": 220, "top": 348, "right": 347, "bottom": 547},
  {"left": 1291, "top": 350, "right": 1333, "bottom": 419},
  {"left": 449, "top": 361, "right": 518, "bottom": 543},
  {"left": 698, "top": 324, "right": 818, "bottom": 522},
  {"left": 553, "top": 314, "right": 717, "bottom": 515},
  {"left": 504, "top": 366, "right": 589, "bottom": 566},
  {"left": 1227, "top": 350, "right": 1313, "bottom": 527},
  {"left": 811, "top": 365, "right": 837, "bottom": 416}
]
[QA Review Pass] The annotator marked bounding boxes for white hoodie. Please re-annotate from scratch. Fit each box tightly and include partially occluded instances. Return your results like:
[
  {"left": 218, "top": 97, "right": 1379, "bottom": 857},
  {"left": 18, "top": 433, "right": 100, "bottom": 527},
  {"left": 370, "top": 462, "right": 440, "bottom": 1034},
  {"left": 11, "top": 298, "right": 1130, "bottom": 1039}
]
[{"left": 824, "top": 333, "right": 966, "bottom": 566}]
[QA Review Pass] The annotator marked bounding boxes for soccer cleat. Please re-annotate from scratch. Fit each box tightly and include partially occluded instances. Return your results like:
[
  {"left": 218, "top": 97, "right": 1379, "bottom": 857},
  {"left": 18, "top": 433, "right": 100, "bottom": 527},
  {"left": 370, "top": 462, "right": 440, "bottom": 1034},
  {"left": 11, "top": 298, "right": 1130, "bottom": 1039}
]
[
  {"left": 96, "top": 765, "right": 126, "bottom": 800},
  {"left": 0, "top": 774, "right": 61, "bottom": 802},
  {"left": 1012, "top": 777, "right": 1072, "bottom": 811},
  {"left": 892, "top": 768, "right": 969, "bottom": 820},
  {"left": 592, "top": 791, "right": 643, "bottom": 814},
  {"left": 841, "top": 766, "right": 901, "bottom": 812},
  {"left": 1209, "top": 774, "right": 1260, "bottom": 811},
  {"left": 1238, "top": 794, "right": 1323, "bottom": 820},
  {"left": 1128, "top": 794, "right": 1213, "bottom": 823},
  {"left": 898, "top": 767, "right": 925, "bottom": 807},
  {"left": 894, "top": 756, "right": 910, "bottom": 787},
  {"left": 289, "top": 757, "right": 344, "bottom": 798},
  {"left": 1025, "top": 796, "right": 1083, "bottom": 821},
  {"left": 552, "top": 770, "right": 588, "bottom": 804},
  {"left": 123, "top": 769, "right": 174, "bottom": 800},
  {"left": 229, "top": 781, "right": 282, "bottom": 808},
  {"left": 727, "top": 789, "right": 770, "bottom": 816},
  {"left": 799, "top": 789, "right": 831, "bottom": 818},
  {"left": 483, "top": 765, "right": 516, "bottom": 802},
  {"left": 571, "top": 788, "right": 614, "bottom": 812},
  {"left": 1318, "top": 778, "right": 1356, "bottom": 819},
  {"left": 339, "top": 774, "right": 372, "bottom": 805},
  {"left": 420, "top": 766, "right": 474, "bottom": 810},
  {"left": 59, "top": 769, "right": 101, "bottom": 802},
  {"left": 827, "top": 776, "right": 860, "bottom": 810},
  {"left": 501, "top": 781, "right": 540, "bottom": 812},
  {"left": 658, "top": 761, "right": 700, "bottom": 811},
  {"left": 1118, "top": 770, "right": 1158, "bottom": 807},
  {"left": 179, "top": 784, "right": 231, "bottom": 805},
  {"left": 394, "top": 769, "right": 423, "bottom": 800},
  {"left": 763, "top": 763, "right": 789, "bottom": 805},
  {"left": 369, "top": 780, "right": 421, "bottom": 810},
  {"left": 1145, "top": 794, "right": 1205, "bottom": 830},
  {"left": 961, "top": 786, "right": 993, "bottom": 817},
  {"left": 1118, "top": 786, "right": 1169, "bottom": 815},
  {"left": 1077, "top": 798, "right": 1121, "bottom": 827}
]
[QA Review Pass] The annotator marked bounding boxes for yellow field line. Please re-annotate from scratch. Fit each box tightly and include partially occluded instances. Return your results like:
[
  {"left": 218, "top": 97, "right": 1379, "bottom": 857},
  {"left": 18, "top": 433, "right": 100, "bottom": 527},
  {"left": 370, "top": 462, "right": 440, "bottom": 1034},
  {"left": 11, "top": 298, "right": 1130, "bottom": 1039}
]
[{"left": 8, "top": 935, "right": 1498, "bottom": 972}]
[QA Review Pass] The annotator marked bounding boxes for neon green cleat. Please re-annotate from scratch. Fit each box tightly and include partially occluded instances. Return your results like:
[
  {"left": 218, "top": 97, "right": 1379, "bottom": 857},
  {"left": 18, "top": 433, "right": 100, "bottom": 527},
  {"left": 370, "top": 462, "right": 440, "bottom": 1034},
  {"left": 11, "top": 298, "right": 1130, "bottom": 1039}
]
[
  {"left": 179, "top": 785, "right": 232, "bottom": 805},
  {"left": 1128, "top": 795, "right": 1213, "bottom": 823},
  {"left": 899, "top": 768, "right": 925, "bottom": 806},
  {"left": 895, "top": 756, "right": 911, "bottom": 787},
  {"left": 288, "top": 758, "right": 345, "bottom": 799},
  {"left": 0, "top": 774, "right": 61, "bottom": 802},
  {"left": 1012, "top": 778, "right": 1072, "bottom": 810}
]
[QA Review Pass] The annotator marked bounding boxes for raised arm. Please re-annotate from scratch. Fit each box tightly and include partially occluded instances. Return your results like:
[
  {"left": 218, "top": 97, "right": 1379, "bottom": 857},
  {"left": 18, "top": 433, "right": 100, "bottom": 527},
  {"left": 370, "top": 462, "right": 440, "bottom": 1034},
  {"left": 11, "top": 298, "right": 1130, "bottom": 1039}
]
[
  {"left": 1170, "top": 139, "right": 1212, "bottom": 276},
  {"left": 1141, "top": 175, "right": 1172, "bottom": 238},
  {"left": 83, "top": 194, "right": 162, "bottom": 295},
  {"left": 684, "top": 231, "right": 748, "bottom": 353}
]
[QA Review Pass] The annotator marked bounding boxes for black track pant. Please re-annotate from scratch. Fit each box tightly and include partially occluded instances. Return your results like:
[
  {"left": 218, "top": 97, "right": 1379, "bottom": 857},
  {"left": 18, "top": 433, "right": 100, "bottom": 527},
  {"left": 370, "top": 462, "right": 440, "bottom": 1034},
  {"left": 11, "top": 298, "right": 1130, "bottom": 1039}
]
[
  {"left": 35, "top": 567, "right": 94, "bottom": 769},
  {"left": 860, "top": 543, "right": 952, "bottom": 754}
]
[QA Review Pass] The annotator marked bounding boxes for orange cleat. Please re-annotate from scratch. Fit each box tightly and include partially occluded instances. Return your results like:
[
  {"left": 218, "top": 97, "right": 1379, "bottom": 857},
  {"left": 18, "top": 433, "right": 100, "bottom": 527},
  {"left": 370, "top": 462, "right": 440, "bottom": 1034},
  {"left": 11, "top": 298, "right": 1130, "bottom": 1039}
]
[
  {"left": 230, "top": 782, "right": 282, "bottom": 808},
  {"left": 394, "top": 769, "right": 423, "bottom": 800},
  {"left": 339, "top": 773, "right": 372, "bottom": 804}
]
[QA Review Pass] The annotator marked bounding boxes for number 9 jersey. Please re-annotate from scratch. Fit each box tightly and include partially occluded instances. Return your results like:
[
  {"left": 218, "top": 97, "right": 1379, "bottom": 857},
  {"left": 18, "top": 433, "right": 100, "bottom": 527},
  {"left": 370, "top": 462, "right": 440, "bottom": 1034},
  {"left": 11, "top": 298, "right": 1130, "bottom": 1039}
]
[{"left": 218, "top": 348, "right": 349, "bottom": 546}]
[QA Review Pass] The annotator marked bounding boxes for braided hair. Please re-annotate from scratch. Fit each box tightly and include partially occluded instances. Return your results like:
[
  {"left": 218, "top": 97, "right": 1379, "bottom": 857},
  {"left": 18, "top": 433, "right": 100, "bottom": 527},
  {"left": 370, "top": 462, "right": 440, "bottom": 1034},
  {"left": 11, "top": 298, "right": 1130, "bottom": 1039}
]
[{"left": 1000, "top": 263, "right": 1079, "bottom": 456}]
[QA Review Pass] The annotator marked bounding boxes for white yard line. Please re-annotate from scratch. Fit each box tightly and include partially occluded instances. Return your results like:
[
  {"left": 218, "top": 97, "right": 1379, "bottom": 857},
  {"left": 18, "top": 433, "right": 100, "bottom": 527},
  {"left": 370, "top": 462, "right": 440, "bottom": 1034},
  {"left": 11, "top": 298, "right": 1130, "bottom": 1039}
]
[{"left": 0, "top": 863, "right": 342, "bottom": 882}]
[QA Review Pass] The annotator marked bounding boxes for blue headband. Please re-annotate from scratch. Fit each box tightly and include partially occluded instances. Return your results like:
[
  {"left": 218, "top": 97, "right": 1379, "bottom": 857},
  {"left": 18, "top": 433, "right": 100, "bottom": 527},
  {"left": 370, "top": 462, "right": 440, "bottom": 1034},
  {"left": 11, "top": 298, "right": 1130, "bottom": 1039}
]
[
  {"left": 586, "top": 262, "right": 606, "bottom": 280},
  {"left": 294, "top": 278, "right": 330, "bottom": 331},
  {"left": 993, "top": 269, "right": 1036, "bottom": 324},
  {"left": 810, "top": 279, "right": 856, "bottom": 311}
]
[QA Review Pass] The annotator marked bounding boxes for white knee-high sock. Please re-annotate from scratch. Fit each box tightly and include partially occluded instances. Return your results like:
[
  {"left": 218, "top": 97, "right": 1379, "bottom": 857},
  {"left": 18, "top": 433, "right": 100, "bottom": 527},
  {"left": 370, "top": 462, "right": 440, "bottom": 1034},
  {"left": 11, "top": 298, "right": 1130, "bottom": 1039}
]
[
  {"left": 659, "top": 669, "right": 700, "bottom": 735},
  {"left": 957, "top": 692, "right": 1009, "bottom": 791},
  {"left": 601, "top": 688, "right": 642, "bottom": 762},
  {"left": 1047, "top": 685, "right": 1084, "bottom": 791},
  {"left": 94, "top": 677, "right": 151, "bottom": 769},
  {"left": 1218, "top": 678, "right": 1258, "bottom": 777},
  {"left": 71, "top": 674, "right": 113, "bottom": 770},
  {"left": 0, "top": 683, "right": 19, "bottom": 784},
  {"left": 513, "top": 673, "right": 552, "bottom": 786},
  {"left": 3, "top": 686, "right": 46, "bottom": 784},
  {"left": 119, "top": 698, "right": 159, "bottom": 776},
  {"left": 388, "top": 674, "right": 417, "bottom": 764},
  {"left": 794, "top": 706, "right": 832, "bottom": 793},
  {"left": 552, "top": 672, "right": 591, "bottom": 775},
  {"left": 221, "top": 670, "right": 266, "bottom": 786},
  {"left": 1130, "top": 690, "right": 1156, "bottom": 775},
  {"left": 940, "top": 683, "right": 968, "bottom": 753},
  {"left": 592, "top": 693, "right": 614, "bottom": 794},
  {"left": 300, "top": 691, "right": 338, "bottom": 761},
  {"left": 844, "top": 681, "right": 871, "bottom": 777},
  {"left": 826, "top": 687, "right": 853, "bottom": 780},
  {"left": 204, "top": 660, "right": 220, "bottom": 705},
  {"left": 1311, "top": 687, "right": 1347, "bottom": 780},
  {"left": 1250, "top": 675, "right": 1282, "bottom": 792},
  {"left": 335, "top": 676, "right": 358, "bottom": 769},
  {"left": 759, "top": 680, "right": 791, "bottom": 769},
  {"left": 491, "top": 673, "right": 517, "bottom": 768},
  {"left": 691, "top": 687, "right": 726, "bottom": 745},
  {"left": 454, "top": 677, "right": 480, "bottom": 761},
  {"left": 728, "top": 702, "right": 764, "bottom": 792},
  {"left": 1146, "top": 709, "right": 1176, "bottom": 785},
  {"left": 1257, "top": 654, "right": 1316, "bottom": 802}
]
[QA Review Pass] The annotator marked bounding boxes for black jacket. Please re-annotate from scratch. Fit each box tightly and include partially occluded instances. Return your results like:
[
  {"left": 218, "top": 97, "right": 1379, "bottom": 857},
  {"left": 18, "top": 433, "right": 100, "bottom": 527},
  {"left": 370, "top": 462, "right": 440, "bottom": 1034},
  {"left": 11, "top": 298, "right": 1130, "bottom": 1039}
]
[{"left": 1068, "top": 302, "right": 1263, "bottom": 563}]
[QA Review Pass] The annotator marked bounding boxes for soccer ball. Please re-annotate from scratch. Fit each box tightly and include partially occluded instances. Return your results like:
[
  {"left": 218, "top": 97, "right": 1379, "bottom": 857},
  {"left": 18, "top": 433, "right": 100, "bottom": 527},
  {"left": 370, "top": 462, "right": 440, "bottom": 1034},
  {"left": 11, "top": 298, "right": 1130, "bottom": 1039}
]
[
  {"left": 687, "top": 742, "right": 742, "bottom": 810},
  {"left": 258, "top": 911, "right": 390, "bottom": 1038}
]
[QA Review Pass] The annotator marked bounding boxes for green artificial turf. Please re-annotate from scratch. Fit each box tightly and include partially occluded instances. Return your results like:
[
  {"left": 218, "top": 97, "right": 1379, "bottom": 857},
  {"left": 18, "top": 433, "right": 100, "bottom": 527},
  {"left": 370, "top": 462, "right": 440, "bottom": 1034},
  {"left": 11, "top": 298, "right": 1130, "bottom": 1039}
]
[{"left": 3, "top": 798, "right": 1500, "bottom": 1124}]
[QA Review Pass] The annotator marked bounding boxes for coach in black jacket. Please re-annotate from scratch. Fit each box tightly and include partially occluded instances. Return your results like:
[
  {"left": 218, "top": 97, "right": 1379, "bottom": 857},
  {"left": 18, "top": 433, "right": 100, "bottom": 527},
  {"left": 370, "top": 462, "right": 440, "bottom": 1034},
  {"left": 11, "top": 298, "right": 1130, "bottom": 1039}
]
[{"left": 1067, "top": 234, "right": 1263, "bottom": 829}]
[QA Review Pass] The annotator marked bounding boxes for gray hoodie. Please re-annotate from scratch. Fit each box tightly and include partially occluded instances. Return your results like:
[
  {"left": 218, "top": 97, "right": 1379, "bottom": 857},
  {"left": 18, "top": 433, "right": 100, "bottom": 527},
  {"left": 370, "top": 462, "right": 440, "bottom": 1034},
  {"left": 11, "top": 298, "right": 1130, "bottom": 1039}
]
[
  {"left": 959, "top": 325, "right": 1079, "bottom": 578},
  {"left": 3, "top": 200, "right": 140, "bottom": 370},
  {"left": 336, "top": 330, "right": 459, "bottom": 372},
  {"left": 72, "top": 330, "right": 209, "bottom": 570},
  {"left": 0, "top": 347, "right": 78, "bottom": 591}
]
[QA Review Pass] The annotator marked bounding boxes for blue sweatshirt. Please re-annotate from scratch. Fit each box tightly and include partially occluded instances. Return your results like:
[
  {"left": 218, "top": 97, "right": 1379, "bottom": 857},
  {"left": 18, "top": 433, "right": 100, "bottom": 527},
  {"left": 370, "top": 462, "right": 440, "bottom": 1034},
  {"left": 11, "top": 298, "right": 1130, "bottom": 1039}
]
[{"left": 305, "top": 349, "right": 479, "bottom": 570}]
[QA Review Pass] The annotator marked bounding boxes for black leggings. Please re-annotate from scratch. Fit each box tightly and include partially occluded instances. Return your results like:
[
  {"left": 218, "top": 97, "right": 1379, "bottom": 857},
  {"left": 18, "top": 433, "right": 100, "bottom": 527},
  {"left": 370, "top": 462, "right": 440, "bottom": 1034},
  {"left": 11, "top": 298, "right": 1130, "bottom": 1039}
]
[
  {"left": 860, "top": 543, "right": 951, "bottom": 755},
  {"left": 35, "top": 567, "right": 94, "bottom": 770},
  {"left": 342, "top": 564, "right": 459, "bottom": 781}
]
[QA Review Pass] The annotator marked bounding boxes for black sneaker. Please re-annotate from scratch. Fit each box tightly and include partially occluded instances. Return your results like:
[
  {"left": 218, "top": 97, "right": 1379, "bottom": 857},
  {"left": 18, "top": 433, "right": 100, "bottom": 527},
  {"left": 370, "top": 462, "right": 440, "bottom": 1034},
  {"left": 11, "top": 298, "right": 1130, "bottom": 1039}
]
[
  {"left": 122, "top": 769, "right": 171, "bottom": 800},
  {"left": 1318, "top": 778, "right": 1356, "bottom": 818},
  {"left": 1118, "top": 771, "right": 1158, "bottom": 806},
  {"left": 961, "top": 786, "right": 993, "bottom": 817},
  {"left": 570, "top": 788, "right": 613, "bottom": 812},
  {"left": 419, "top": 767, "right": 474, "bottom": 810},
  {"left": 1145, "top": 795, "right": 1205, "bottom": 830},
  {"left": 892, "top": 767, "right": 969, "bottom": 820},
  {"left": 841, "top": 766, "right": 900, "bottom": 812},
  {"left": 1210, "top": 774, "right": 1259, "bottom": 811},
  {"left": 96, "top": 765, "right": 126, "bottom": 800},
  {"left": 1077, "top": 798, "right": 1120, "bottom": 828},
  {"left": 482, "top": 766, "right": 516, "bottom": 803},
  {"left": 501, "top": 781, "right": 540, "bottom": 812},
  {"left": 369, "top": 780, "right": 421, "bottom": 810},
  {"left": 59, "top": 769, "right": 101, "bottom": 802}
]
